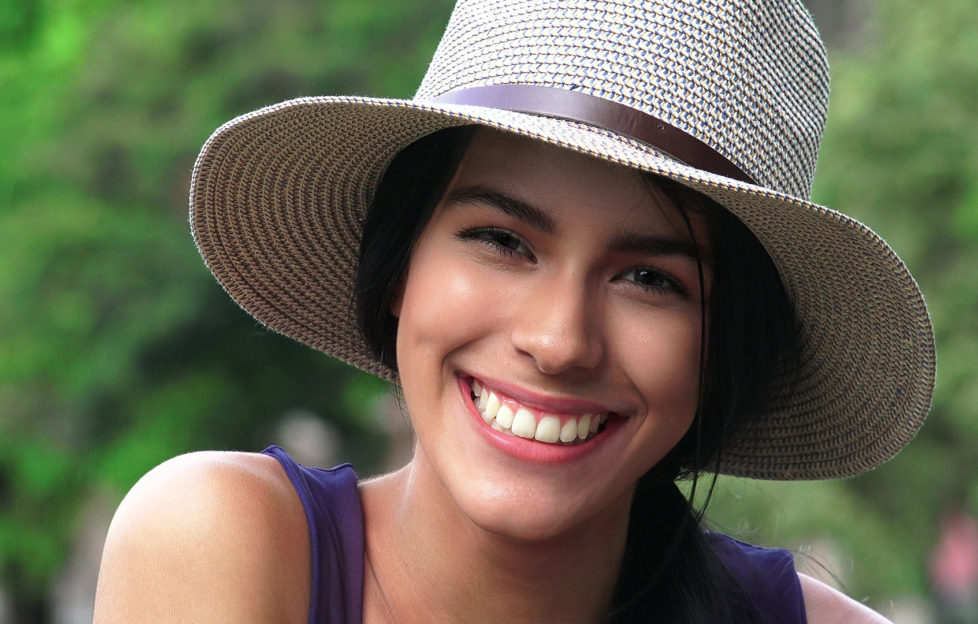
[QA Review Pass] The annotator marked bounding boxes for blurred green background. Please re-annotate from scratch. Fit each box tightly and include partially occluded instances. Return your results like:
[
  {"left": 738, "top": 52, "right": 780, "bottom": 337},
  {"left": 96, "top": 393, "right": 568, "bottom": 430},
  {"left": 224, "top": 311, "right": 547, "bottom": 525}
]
[{"left": 1, "top": 0, "right": 976, "bottom": 621}]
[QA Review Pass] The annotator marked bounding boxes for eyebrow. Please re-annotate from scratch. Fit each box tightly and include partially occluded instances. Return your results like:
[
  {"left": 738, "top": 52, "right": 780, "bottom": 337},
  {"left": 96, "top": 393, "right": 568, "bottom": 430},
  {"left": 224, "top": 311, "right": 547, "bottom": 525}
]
[
  {"left": 445, "top": 184, "right": 706, "bottom": 262},
  {"left": 607, "top": 230, "right": 705, "bottom": 262},
  {"left": 444, "top": 186, "right": 556, "bottom": 233}
]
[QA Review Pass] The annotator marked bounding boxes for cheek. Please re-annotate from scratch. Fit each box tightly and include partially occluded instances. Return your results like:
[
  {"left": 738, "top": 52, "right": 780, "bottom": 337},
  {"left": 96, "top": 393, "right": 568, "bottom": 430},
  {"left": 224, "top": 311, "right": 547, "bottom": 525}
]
[
  {"left": 394, "top": 253, "right": 508, "bottom": 443},
  {"left": 621, "top": 317, "right": 702, "bottom": 474},
  {"left": 617, "top": 313, "right": 703, "bottom": 416},
  {"left": 394, "top": 253, "right": 498, "bottom": 372}
]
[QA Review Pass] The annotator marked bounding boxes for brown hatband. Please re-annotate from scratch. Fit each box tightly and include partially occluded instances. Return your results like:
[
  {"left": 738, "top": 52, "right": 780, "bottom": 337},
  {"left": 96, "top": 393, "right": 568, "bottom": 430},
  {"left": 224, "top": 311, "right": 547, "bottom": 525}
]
[{"left": 429, "top": 84, "right": 755, "bottom": 185}]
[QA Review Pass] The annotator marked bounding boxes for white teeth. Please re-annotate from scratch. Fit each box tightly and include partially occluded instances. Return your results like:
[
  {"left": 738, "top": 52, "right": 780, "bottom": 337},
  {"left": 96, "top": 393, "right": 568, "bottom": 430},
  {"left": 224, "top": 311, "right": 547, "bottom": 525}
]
[
  {"left": 577, "top": 414, "right": 592, "bottom": 440},
  {"left": 559, "top": 419, "right": 578, "bottom": 443},
  {"left": 512, "top": 408, "right": 537, "bottom": 439},
  {"left": 496, "top": 403, "right": 515, "bottom": 429},
  {"left": 485, "top": 393, "right": 501, "bottom": 420},
  {"left": 470, "top": 380, "right": 612, "bottom": 445},
  {"left": 474, "top": 383, "right": 492, "bottom": 422},
  {"left": 535, "top": 415, "right": 561, "bottom": 443}
]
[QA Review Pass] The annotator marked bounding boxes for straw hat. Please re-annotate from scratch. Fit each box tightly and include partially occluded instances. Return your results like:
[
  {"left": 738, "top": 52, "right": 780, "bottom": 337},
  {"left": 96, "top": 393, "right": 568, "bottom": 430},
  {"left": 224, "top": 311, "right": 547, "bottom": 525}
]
[{"left": 190, "top": 0, "right": 935, "bottom": 480}]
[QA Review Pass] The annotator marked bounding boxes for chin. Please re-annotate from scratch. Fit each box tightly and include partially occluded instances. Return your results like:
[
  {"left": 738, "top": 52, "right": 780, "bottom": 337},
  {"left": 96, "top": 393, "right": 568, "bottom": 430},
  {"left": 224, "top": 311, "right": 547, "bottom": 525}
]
[{"left": 449, "top": 475, "right": 635, "bottom": 545}]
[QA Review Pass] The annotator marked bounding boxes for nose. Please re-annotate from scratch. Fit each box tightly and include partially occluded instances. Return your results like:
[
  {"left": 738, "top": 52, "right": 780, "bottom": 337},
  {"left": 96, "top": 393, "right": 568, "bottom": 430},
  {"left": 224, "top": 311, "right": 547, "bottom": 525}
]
[{"left": 510, "top": 273, "right": 604, "bottom": 375}]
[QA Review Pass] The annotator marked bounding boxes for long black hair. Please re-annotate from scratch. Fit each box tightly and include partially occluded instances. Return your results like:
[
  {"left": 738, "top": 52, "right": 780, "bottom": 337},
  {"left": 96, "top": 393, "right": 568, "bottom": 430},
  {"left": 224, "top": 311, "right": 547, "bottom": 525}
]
[{"left": 355, "top": 127, "right": 800, "bottom": 623}]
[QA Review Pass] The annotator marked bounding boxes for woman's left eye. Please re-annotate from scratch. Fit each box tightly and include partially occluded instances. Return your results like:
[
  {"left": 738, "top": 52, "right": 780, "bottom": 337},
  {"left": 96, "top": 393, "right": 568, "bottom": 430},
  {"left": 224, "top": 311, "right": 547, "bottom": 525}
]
[
  {"left": 617, "top": 267, "right": 688, "bottom": 298},
  {"left": 457, "top": 227, "right": 534, "bottom": 260}
]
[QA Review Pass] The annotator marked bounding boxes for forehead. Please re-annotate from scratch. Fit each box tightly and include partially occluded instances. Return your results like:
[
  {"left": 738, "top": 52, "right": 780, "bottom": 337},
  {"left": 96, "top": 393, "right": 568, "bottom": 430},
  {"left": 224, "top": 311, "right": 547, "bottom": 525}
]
[
  {"left": 456, "top": 129, "right": 647, "bottom": 193},
  {"left": 449, "top": 129, "right": 711, "bottom": 246}
]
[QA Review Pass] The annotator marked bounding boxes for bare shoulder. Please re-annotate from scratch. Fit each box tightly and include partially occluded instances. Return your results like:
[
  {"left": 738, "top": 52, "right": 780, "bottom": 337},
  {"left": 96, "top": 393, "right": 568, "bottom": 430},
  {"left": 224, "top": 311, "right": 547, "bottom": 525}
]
[
  {"left": 799, "top": 573, "right": 892, "bottom": 624},
  {"left": 94, "top": 451, "right": 310, "bottom": 623}
]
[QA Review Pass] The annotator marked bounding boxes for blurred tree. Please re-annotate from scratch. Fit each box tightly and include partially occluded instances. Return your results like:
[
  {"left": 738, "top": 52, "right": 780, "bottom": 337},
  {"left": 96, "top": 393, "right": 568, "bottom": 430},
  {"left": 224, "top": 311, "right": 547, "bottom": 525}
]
[{"left": 0, "top": 0, "right": 452, "bottom": 619}]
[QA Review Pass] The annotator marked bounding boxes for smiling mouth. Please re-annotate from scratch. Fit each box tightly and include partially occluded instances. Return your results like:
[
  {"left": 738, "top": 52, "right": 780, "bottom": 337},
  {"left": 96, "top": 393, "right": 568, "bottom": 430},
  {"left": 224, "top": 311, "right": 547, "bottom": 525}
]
[{"left": 469, "top": 379, "right": 610, "bottom": 445}]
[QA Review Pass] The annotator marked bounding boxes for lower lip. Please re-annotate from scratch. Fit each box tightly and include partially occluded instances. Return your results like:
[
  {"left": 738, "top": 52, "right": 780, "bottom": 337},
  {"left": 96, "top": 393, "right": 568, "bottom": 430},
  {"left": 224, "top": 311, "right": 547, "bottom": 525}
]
[{"left": 457, "top": 376, "right": 622, "bottom": 465}]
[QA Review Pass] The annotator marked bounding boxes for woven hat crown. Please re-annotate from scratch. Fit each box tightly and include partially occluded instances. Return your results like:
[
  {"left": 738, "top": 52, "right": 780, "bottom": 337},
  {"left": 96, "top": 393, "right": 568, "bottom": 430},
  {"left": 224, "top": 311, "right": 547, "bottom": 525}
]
[{"left": 417, "top": 0, "right": 829, "bottom": 198}]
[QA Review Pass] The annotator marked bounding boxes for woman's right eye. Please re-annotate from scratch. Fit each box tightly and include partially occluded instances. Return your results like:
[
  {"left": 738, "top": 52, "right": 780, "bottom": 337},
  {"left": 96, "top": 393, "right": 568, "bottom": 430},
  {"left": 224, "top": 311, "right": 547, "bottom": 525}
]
[{"left": 457, "top": 227, "right": 535, "bottom": 260}]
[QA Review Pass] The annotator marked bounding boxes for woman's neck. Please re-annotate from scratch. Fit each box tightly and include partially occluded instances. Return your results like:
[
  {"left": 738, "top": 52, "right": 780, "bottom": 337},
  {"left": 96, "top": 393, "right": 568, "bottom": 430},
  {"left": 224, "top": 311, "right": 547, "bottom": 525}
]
[{"left": 359, "top": 453, "right": 632, "bottom": 624}]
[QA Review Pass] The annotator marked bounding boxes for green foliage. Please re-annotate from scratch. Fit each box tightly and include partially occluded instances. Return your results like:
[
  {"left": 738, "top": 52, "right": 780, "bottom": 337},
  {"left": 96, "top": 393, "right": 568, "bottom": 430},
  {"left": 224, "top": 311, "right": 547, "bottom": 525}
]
[{"left": 0, "top": 0, "right": 453, "bottom": 612}]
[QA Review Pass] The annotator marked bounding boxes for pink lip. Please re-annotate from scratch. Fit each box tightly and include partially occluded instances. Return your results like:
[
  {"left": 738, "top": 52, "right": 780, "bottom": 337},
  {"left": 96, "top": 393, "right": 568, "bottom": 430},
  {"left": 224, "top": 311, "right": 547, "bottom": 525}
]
[
  {"left": 463, "top": 373, "right": 622, "bottom": 416},
  {"left": 456, "top": 375, "right": 625, "bottom": 465}
]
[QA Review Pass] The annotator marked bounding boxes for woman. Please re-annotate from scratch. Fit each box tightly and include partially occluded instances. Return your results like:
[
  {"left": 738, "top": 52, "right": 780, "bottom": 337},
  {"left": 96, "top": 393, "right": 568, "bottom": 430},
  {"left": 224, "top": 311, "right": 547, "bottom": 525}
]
[{"left": 94, "top": 0, "right": 935, "bottom": 622}]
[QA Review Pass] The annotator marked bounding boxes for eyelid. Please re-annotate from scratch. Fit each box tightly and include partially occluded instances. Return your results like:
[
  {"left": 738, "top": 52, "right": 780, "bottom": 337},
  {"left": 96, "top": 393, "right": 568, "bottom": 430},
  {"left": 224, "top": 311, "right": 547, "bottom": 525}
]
[{"left": 457, "top": 226, "right": 536, "bottom": 260}]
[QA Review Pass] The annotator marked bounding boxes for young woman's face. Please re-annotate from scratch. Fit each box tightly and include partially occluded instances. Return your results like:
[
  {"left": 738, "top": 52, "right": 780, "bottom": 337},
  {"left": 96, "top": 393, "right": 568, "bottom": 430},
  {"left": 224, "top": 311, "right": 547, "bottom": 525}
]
[{"left": 393, "top": 130, "right": 710, "bottom": 540}]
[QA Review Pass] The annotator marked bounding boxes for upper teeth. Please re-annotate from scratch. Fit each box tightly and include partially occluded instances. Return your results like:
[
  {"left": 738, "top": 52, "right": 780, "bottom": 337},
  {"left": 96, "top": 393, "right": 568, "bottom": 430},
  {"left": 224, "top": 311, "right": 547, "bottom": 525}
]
[{"left": 471, "top": 380, "right": 608, "bottom": 445}]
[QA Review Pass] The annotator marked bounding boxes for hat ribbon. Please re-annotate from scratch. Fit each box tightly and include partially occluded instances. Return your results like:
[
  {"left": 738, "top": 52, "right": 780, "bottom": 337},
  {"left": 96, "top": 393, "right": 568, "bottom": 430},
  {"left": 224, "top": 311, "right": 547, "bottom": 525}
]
[{"left": 429, "top": 84, "right": 754, "bottom": 185}]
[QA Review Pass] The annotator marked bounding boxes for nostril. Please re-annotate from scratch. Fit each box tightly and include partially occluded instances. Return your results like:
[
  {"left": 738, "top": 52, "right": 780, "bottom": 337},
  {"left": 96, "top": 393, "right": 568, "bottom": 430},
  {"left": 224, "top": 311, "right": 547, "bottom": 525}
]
[
  {"left": 526, "top": 337, "right": 604, "bottom": 375},
  {"left": 509, "top": 284, "right": 603, "bottom": 374}
]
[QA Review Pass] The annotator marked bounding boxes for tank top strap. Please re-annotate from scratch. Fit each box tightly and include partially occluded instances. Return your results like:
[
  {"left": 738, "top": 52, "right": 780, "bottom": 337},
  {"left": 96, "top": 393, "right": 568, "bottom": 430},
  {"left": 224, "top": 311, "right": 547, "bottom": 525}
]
[
  {"left": 262, "top": 446, "right": 364, "bottom": 624},
  {"left": 708, "top": 532, "right": 808, "bottom": 623}
]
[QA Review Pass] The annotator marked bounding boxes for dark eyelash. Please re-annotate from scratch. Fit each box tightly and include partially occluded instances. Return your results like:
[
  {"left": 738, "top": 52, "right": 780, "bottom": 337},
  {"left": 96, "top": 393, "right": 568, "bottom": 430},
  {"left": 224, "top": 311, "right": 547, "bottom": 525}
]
[
  {"left": 623, "top": 267, "right": 690, "bottom": 298},
  {"left": 457, "top": 227, "right": 534, "bottom": 260}
]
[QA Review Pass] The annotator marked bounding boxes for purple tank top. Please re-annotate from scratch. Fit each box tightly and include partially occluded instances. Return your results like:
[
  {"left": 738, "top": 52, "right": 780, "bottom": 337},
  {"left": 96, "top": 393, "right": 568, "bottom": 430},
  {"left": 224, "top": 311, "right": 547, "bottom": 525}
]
[
  {"left": 263, "top": 446, "right": 364, "bottom": 623},
  {"left": 264, "top": 446, "right": 806, "bottom": 624},
  {"left": 707, "top": 532, "right": 808, "bottom": 623}
]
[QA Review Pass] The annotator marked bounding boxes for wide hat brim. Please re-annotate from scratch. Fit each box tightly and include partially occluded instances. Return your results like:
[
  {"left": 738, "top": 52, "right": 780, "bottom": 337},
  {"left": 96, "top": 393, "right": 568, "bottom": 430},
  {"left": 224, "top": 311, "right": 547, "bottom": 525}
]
[{"left": 190, "top": 95, "right": 935, "bottom": 480}]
